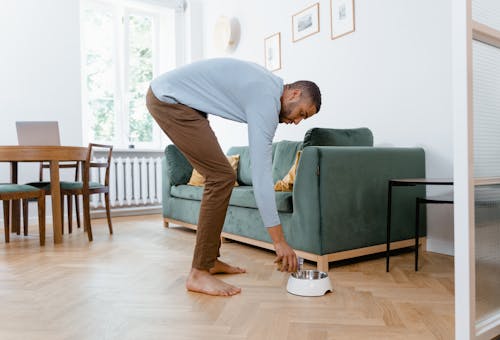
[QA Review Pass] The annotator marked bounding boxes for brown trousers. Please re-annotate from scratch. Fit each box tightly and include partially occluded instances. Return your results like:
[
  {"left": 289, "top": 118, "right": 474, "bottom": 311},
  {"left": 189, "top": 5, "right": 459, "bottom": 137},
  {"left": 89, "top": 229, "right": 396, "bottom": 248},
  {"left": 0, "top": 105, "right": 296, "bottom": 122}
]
[{"left": 146, "top": 88, "right": 236, "bottom": 270}]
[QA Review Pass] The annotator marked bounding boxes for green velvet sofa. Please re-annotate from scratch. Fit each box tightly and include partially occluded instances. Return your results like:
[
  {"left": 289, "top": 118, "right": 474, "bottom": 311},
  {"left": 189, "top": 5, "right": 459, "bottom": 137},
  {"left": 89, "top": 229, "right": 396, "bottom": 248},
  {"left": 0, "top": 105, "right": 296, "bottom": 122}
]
[{"left": 161, "top": 128, "right": 426, "bottom": 270}]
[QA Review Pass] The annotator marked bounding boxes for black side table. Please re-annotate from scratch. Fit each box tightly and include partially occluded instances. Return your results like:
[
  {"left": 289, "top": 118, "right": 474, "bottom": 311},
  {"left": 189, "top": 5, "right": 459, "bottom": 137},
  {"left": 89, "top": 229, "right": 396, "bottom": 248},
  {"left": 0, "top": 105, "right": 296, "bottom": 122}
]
[
  {"left": 386, "top": 178, "right": 453, "bottom": 272},
  {"left": 414, "top": 195, "right": 453, "bottom": 271}
]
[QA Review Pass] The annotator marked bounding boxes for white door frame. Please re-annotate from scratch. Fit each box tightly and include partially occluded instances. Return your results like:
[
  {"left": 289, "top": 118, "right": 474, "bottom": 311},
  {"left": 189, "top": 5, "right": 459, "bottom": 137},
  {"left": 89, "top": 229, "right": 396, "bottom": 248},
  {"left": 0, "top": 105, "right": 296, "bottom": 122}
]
[{"left": 453, "top": 0, "right": 500, "bottom": 338}]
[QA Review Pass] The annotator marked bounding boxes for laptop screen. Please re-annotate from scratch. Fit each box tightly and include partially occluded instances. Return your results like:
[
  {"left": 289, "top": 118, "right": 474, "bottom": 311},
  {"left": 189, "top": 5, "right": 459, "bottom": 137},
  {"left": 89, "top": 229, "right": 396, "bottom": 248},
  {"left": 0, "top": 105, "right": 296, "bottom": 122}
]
[{"left": 16, "top": 121, "right": 61, "bottom": 146}]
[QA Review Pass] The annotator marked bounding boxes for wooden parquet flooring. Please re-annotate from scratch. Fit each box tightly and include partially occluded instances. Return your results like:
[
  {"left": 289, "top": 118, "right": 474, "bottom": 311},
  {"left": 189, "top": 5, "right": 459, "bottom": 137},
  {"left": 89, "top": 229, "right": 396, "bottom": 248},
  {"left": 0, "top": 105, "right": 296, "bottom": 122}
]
[{"left": 0, "top": 215, "right": 454, "bottom": 339}]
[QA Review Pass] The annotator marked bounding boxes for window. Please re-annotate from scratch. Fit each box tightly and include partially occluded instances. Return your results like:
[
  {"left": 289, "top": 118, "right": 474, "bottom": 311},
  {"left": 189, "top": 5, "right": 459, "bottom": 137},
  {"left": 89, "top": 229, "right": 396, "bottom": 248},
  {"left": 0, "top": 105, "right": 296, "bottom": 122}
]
[{"left": 81, "top": 0, "right": 176, "bottom": 149}]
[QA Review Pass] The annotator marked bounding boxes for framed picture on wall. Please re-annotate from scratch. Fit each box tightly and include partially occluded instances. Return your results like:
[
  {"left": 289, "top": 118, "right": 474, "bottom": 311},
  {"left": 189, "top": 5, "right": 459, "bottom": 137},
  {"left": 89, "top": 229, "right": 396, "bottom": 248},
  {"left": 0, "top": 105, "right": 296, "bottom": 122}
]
[
  {"left": 264, "top": 32, "right": 281, "bottom": 72},
  {"left": 330, "top": 0, "right": 355, "bottom": 40},
  {"left": 292, "top": 3, "right": 320, "bottom": 42}
]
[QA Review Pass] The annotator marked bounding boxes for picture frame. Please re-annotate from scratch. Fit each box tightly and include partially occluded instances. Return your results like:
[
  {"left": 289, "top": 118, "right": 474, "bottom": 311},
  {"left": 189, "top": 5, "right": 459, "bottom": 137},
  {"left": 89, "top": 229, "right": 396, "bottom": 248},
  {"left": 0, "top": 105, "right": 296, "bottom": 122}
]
[
  {"left": 264, "top": 32, "right": 281, "bottom": 72},
  {"left": 330, "top": 0, "right": 355, "bottom": 40},
  {"left": 292, "top": 3, "right": 320, "bottom": 43}
]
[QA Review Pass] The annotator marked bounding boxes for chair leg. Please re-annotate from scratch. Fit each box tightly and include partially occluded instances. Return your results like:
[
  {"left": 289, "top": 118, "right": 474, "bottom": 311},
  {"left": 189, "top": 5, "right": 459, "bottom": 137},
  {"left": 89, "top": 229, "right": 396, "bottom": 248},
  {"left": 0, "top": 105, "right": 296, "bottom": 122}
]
[
  {"left": 22, "top": 199, "right": 29, "bottom": 236},
  {"left": 83, "top": 194, "right": 92, "bottom": 241},
  {"left": 3, "top": 200, "right": 10, "bottom": 243},
  {"left": 104, "top": 193, "right": 113, "bottom": 235},
  {"left": 75, "top": 195, "right": 81, "bottom": 229},
  {"left": 13, "top": 199, "right": 20, "bottom": 235},
  {"left": 60, "top": 195, "right": 65, "bottom": 235},
  {"left": 67, "top": 195, "right": 72, "bottom": 234},
  {"left": 37, "top": 195, "right": 45, "bottom": 246}
]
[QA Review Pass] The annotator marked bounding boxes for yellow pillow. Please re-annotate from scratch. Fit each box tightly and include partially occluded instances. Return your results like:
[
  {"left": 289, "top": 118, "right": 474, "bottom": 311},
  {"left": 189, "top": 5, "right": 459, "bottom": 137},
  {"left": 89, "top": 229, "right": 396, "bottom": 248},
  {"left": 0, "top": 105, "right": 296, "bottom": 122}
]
[
  {"left": 274, "top": 151, "right": 302, "bottom": 192},
  {"left": 188, "top": 154, "right": 240, "bottom": 187}
]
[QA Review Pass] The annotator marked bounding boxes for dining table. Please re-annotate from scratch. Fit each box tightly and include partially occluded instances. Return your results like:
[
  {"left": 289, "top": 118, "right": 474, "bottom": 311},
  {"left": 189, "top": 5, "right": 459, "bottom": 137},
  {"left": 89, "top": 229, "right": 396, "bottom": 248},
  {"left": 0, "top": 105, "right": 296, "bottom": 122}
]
[{"left": 0, "top": 146, "right": 89, "bottom": 244}]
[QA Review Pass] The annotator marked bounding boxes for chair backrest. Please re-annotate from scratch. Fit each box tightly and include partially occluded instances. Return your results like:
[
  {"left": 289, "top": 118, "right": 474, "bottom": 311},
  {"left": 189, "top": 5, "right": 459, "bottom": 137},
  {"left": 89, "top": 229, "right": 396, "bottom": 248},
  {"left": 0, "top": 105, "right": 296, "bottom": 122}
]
[
  {"left": 39, "top": 162, "right": 80, "bottom": 182},
  {"left": 83, "top": 143, "right": 113, "bottom": 190}
]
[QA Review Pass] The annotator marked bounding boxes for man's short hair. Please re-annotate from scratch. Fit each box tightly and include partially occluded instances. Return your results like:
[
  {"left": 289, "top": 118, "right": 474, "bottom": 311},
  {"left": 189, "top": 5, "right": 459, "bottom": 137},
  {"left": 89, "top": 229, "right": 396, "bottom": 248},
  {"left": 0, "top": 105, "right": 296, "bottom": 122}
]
[{"left": 288, "top": 80, "right": 322, "bottom": 113}]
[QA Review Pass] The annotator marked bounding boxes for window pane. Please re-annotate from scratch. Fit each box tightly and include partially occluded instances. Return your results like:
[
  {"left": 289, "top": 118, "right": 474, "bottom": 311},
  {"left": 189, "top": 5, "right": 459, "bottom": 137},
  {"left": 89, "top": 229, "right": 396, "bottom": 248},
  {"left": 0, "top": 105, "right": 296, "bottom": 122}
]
[
  {"left": 127, "top": 14, "right": 154, "bottom": 144},
  {"left": 475, "top": 185, "right": 500, "bottom": 322},
  {"left": 472, "top": 40, "right": 500, "bottom": 325},
  {"left": 473, "top": 41, "right": 500, "bottom": 178},
  {"left": 83, "top": 7, "right": 116, "bottom": 142},
  {"left": 473, "top": 0, "right": 500, "bottom": 32}
]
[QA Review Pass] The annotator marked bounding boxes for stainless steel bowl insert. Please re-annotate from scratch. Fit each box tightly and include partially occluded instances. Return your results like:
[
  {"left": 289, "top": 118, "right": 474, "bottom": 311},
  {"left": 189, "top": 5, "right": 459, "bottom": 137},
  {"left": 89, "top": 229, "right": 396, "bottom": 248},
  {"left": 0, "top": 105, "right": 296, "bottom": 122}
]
[{"left": 291, "top": 270, "right": 328, "bottom": 280}]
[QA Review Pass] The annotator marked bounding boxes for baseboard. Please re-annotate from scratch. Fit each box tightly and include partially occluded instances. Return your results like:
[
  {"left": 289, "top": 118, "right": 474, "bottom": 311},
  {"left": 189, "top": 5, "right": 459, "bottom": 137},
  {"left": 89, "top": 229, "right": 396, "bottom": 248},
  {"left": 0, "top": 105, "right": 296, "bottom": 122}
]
[
  {"left": 90, "top": 206, "right": 162, "bottom": 219},
  {"left": 0, "top": 205, "right": 162, "bottom": 225},
  {"left": 426, "top": 238, "right": 454, "bottom": 256}
]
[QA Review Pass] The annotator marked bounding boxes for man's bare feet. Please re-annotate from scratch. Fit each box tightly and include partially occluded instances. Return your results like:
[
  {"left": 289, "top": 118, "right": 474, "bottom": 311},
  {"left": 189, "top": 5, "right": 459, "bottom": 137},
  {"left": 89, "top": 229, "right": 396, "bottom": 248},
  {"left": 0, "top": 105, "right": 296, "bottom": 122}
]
[
  {"left": 186, "top": 268, "right": 242, "bottom": 296},
  {"left": 209, "top": 259, "right": 246, "bottom": 275}
]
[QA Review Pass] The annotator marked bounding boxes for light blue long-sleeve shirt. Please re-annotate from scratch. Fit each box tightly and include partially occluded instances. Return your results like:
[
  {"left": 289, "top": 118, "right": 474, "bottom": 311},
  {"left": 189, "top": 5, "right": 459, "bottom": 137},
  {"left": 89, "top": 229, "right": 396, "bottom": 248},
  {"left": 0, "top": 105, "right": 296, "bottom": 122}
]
[{"left": 150, "top": 58, "right": 284, "bottom": 228}]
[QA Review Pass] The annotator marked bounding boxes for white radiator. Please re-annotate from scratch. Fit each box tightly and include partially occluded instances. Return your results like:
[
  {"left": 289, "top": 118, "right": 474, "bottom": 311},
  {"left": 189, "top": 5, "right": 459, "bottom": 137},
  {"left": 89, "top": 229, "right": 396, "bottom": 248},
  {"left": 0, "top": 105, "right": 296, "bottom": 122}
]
[{"left": 90, "top": 154, "right": 162, "bottom": 209}]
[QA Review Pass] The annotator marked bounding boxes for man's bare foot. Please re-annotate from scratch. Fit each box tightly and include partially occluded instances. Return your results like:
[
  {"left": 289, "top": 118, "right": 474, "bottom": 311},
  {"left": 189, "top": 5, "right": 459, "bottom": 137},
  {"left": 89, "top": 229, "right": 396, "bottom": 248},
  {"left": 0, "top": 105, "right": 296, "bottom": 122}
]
[
  {"left": 186, "top": 268, "right": 241, "bottom": 296},
  {"left": 209, "top": 259, "right": 246, "bottom": 275}
]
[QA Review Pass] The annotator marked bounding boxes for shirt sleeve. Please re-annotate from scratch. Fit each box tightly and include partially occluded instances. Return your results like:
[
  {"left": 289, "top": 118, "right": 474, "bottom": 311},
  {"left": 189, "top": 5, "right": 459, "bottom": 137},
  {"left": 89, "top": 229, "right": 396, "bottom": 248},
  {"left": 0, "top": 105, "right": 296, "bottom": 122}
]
[{"left": 246, "top": 97, "right": 280, "bottom": 228}]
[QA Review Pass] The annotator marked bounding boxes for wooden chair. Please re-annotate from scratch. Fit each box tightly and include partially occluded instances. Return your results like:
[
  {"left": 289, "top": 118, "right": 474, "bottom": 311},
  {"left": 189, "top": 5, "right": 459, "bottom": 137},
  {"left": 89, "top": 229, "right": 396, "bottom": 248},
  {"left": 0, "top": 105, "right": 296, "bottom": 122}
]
[
  {"left": 60, "top": 143, "right": 113, "bottom": 241},
  {"left": 24, "top": 161, "right": 81, "bottom": 234},
  {"left": 1, "top": 184, "right": 45, "bottom": 245}
]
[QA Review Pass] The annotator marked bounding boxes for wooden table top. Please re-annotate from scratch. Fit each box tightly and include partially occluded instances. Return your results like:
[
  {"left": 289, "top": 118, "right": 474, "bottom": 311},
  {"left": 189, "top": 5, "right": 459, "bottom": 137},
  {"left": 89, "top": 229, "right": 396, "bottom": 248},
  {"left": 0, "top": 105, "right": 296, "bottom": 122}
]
[{"left": 0, "top": 146, "right": 88, "bottom": 161}]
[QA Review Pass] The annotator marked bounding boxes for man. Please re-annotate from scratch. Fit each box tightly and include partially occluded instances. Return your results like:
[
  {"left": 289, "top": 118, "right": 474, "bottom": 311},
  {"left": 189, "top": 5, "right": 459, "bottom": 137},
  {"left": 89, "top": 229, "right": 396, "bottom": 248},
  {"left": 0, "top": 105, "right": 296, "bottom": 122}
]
[{"left": 146, "top": 58, "right": 321, "bottom": 297}]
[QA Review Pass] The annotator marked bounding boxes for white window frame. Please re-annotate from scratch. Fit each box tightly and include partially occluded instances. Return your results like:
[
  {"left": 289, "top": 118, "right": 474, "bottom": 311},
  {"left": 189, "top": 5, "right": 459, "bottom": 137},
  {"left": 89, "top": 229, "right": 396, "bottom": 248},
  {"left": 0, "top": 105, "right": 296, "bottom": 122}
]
[{"left": 80, "top": 0, "right": 177, "bottom": 150}]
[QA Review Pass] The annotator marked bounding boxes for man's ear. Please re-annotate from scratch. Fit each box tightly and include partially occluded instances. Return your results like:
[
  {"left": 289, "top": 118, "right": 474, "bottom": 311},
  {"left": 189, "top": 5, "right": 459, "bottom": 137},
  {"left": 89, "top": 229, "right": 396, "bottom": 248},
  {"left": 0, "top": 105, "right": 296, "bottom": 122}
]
[{"left": 289, "top": 89, "right": 302, "bottom": 101}]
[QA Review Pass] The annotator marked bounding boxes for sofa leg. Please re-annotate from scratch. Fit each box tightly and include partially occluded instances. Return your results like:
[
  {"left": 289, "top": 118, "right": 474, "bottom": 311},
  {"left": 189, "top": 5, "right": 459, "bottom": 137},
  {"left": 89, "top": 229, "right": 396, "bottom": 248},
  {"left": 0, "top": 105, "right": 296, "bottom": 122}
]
[
  {"left": 163, "top": 220, "right": 169, "bottom": 228},
  {"left": 221, "top": 236, "right": 232, "bottom": 243},
  {"left": 317, "top": 257, "right": 329, "bottom": 272}
]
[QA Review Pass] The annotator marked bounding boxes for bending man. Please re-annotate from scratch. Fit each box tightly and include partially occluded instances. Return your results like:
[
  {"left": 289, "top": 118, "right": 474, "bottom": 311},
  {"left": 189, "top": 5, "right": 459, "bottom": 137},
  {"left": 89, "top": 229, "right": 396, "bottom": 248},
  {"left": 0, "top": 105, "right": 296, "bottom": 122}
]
[{"left": 146, "top": 58, "right": 321, "bottom": 296}]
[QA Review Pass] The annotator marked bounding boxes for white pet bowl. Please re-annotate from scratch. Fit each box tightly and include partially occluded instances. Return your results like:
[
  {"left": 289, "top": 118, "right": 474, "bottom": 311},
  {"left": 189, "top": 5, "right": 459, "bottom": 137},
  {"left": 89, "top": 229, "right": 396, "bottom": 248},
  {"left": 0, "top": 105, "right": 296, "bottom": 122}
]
[{"left": 286, "top": 270, "right": 333, "bottom": 297}]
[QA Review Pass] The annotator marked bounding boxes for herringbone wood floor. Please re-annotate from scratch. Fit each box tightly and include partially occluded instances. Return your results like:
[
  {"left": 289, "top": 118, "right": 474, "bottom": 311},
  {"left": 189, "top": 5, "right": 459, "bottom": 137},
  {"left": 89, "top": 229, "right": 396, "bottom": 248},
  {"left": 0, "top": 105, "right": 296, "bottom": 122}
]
[{"left": 0, "top": 215, "right": 454, "bottom": 340}]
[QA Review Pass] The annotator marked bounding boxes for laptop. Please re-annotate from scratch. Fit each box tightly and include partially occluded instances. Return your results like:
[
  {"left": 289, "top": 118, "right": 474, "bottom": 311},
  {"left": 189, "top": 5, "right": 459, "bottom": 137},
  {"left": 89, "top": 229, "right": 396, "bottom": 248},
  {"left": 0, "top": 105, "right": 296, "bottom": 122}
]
[{"left": 16, "top": 121, "right": 61, "bottom": 146}]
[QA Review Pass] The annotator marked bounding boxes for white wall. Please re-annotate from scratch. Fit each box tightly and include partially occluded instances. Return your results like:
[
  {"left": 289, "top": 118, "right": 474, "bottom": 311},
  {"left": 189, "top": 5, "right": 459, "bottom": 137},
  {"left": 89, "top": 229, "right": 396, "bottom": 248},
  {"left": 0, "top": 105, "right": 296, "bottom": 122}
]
[
  {"left": 0, "top": 0, "right": 83, "bottom": 147},
  {"left": 0, "top": 0, "right": 83, "bottom": 216},
  {"left": 197, "top": 0, "right": 454, "bottom": 255},
  {"left": 0, "top": 0, "right": 455, "bottom": 254}
]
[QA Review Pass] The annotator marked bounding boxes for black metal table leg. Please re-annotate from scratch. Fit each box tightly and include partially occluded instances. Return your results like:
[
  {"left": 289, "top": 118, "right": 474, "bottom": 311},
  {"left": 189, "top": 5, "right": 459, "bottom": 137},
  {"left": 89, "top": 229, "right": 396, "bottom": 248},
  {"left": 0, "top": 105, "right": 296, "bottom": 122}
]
[
  {"left": 385, "top": 179, "right": 453, "bottom": 273},
  {"left": 386, "top": 181, "right": 393, "bottom": 272},
  {"left": 415, "top": 198, "right": 421, "bottom": 271},
  {"left": 414, "top": 197, "right": 453, "bottom": 271}
]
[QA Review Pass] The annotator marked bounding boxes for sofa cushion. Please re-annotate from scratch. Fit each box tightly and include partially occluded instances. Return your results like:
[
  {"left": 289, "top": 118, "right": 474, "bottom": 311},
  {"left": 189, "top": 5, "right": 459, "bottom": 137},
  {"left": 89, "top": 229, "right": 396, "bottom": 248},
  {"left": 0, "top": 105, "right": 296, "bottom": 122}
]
[
  {"left": 303, "top": 127, "right": 373, "bottom": 147},
  {"left": 165, "top": 145, "right": 193, "bottom": 185},
  {"left": 188, "top": 155, "right": 240, "bottom": 187},
  {"left": 226, "top": 146, "right": 252, "bottom": 185},
  {"left": 170, "top": 185, "right": 293, "bottom": 213},
  {"left": 227, "top": 144, "right": 279, "bottom": 186},
  {"left": 271, "top": 140, "right": 303, "bottom": 183}
]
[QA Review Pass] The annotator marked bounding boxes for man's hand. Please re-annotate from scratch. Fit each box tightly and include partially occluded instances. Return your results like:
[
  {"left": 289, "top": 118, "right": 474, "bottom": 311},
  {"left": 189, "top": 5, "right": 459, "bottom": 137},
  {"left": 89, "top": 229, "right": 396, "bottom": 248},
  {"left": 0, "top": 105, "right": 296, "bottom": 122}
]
[
  {"left": 274, "top": 241, "right": 298, "bottom": 272},
  {"left": 267, "top": 224, "right": 297, "bottom": 272}
]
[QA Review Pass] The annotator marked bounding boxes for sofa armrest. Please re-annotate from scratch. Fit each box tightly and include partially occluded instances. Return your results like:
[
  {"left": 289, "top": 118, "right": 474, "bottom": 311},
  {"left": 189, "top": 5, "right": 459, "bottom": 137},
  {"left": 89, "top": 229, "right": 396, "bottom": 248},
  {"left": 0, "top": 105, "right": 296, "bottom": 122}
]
[
  {"left": 288, "top": 147, "right": 323, "bottom": 253},
  {"left": 292, "top": 146, "right": 426, "bottom": 254}
]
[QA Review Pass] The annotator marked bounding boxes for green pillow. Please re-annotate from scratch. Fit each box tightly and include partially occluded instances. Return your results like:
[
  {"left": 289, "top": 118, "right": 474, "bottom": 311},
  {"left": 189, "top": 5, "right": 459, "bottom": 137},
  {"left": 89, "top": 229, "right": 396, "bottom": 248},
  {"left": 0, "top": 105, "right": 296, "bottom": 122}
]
[
  {"left": 303, "top": 127, "right": 373, "bottom": 147},
  {"left": 165, "top": 145, "right": 193, "bottom": 186}
]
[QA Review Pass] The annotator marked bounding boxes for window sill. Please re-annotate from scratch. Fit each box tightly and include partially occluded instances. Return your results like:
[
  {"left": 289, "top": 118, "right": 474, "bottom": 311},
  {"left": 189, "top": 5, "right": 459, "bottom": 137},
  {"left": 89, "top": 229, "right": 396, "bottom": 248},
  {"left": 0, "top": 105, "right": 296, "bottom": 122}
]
[
  {"left": 112, "top": 148, "right": 165, "bottom": 153},
  {"left": 92, "top": 148, "right": 165, "bottom": 156}
]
